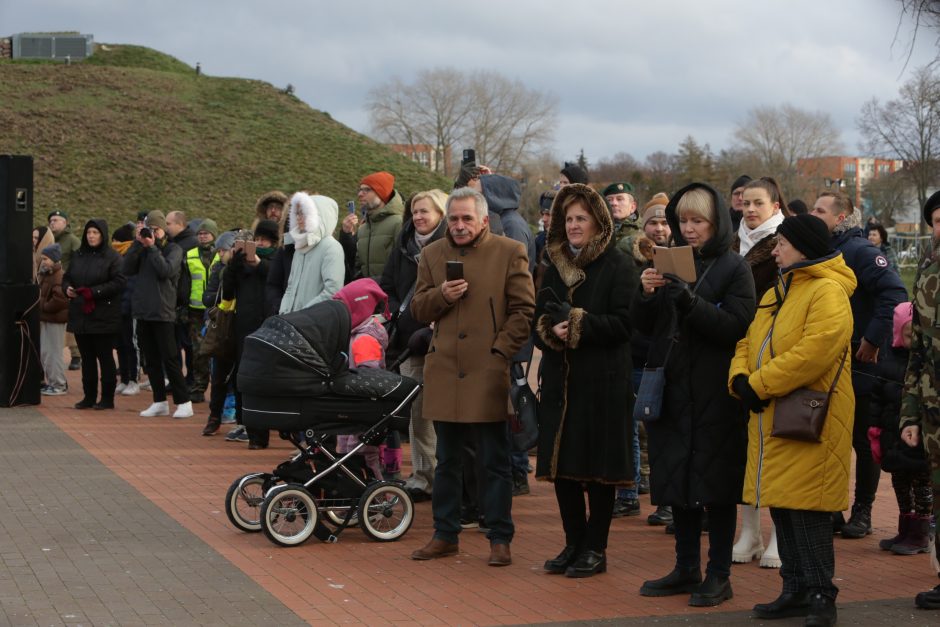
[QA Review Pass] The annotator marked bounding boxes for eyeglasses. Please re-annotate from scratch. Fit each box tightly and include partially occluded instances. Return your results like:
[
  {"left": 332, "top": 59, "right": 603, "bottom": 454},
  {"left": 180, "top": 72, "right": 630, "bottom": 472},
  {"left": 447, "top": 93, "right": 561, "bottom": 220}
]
[{"left": 357, "top": 186, "right": 373, "bottom": 194}]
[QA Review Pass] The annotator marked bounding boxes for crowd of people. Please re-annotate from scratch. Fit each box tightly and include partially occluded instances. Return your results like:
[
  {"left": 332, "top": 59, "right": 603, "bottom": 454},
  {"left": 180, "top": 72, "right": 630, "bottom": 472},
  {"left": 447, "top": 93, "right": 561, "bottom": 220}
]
[{"left": 30, "top": 161, "right": 940, "bottom": 626}]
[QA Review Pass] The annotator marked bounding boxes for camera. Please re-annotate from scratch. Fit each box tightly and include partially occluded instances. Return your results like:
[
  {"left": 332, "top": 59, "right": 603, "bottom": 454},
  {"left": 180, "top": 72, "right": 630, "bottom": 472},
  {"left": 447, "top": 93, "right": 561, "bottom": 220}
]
[{"left": 139, "top": 227, "right": 152, "bottom": 239}]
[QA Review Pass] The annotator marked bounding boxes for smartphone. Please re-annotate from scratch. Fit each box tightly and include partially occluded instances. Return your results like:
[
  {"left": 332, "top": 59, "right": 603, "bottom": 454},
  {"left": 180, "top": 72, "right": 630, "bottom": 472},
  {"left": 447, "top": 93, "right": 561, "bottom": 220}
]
[
  {"left": 233, "top": 240, "right": 245, "bottom": 252},
  {"left": 446, "top": 260, "right": 464, "bottom": 282},
  {"left": 139, "top": 227, "right": 152, "bottom": 239},
  {"left": 347, "top": 200, "right": 356, "bottom": 215},
  {"left": 243, "top": 241, "right": 257, "bottom": 258},
  {"left": 462, "top": 148, "right": 476, "bottom": 166}
]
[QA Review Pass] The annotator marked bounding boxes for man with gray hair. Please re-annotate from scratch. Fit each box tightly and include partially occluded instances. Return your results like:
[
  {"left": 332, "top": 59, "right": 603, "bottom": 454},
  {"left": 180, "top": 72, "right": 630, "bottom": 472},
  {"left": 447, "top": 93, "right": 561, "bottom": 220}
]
[{"left": 409, "top": 187, "right": 535, "bottom": 567}]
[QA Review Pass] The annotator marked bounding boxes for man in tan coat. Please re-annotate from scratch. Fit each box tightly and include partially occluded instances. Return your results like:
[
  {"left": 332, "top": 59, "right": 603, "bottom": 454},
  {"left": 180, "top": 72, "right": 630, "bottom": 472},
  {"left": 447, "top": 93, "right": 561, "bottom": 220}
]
[{"left": 409, "top": 187, "right": 535, "bottom": 567}]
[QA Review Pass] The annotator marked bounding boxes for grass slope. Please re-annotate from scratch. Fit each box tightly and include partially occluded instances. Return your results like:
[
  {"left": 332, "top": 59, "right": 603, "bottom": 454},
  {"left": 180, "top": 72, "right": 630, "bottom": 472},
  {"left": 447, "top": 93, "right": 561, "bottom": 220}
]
[{"left": 0, "top": 44, "right": 450, "bottom": 230}]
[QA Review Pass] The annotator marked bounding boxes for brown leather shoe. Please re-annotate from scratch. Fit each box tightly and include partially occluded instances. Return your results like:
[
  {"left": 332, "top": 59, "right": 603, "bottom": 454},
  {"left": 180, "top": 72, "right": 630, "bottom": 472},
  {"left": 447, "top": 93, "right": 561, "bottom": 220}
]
[
  {"left": 488, "top": 542, "right": 511, "bottom": 566},
  {"left": 411, "top": 538, "right": 459, "bottom": 561}
]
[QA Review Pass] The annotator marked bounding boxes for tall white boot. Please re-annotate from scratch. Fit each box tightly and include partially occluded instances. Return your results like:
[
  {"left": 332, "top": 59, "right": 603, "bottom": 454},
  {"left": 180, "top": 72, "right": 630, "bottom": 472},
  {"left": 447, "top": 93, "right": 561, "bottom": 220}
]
[
  {"left": 732, "top": 505, "right": 765, "bottom": 563},
  {"left": 760, "top": 521, "right": 782, "bottom": 568}
]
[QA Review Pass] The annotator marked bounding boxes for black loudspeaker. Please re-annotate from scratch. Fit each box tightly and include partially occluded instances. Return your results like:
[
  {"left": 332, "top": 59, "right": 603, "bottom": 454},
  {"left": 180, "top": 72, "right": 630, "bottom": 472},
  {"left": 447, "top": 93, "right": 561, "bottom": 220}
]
[
  {"left": 0, "top": 155, "right": 34, "bottom": 285},
  {"left": 0, "top": 283, "right": 42, "bottom": 406}
]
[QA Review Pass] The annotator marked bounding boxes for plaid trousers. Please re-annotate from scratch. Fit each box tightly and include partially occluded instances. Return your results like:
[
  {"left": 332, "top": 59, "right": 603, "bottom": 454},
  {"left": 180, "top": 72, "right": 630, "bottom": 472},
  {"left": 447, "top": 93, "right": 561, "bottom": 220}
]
[{"left": 770, "top": 507, "right": 838, "bottom": 599}]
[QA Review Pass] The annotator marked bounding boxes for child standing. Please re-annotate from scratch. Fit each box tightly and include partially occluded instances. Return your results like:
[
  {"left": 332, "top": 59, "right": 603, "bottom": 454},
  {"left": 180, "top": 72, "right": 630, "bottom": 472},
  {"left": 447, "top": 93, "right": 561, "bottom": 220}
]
[
  {"left": 871, "top": 302, "right": 933, "bottom": 554},
  {"left": 38, "top": 244, "right": 69, "bottom": 395}
]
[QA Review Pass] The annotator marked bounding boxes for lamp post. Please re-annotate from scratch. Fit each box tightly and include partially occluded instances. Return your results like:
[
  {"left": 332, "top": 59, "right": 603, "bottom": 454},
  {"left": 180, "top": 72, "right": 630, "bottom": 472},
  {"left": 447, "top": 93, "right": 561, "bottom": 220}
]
[{"left": 824, "top": 178, "right": 845, "bottom": 189}]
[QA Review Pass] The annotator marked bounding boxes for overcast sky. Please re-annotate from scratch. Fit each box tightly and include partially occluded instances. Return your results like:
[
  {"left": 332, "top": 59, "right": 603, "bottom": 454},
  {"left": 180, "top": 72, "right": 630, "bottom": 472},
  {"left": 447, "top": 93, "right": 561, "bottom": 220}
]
[{"left": 4, "top": 0, "right": 937, "bottom": 165}]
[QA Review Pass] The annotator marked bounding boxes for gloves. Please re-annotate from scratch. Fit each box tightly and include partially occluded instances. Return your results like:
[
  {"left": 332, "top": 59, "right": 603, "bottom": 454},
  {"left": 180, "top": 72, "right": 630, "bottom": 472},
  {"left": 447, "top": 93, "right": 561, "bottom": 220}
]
[
  {"left": 454, "top": 163, "right": 481, "bottom": 189},
  {"left": 662, "top": 273, "right": 698, "bottom": 312},
  {"left": 544, "top": 300, "right": 572, "bottom": 325},
  {"left": 732, "top": 375, "right": 770, "bottom": 414}
]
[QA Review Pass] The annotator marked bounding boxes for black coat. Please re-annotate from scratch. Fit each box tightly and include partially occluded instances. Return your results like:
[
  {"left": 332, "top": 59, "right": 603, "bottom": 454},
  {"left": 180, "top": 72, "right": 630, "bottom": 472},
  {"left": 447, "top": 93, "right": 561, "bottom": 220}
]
[
  {"left": 870, "top": 345, "right": 929, "bottom": 473},
  {"left": 265, "top": 243, "right": 294, "bottom": 318},
  {"left": 62, "top": 219, "right": 126, "bottom": 335},
  {"left": 633, "top": 183, "right": 756, "bottom": 508},
  {"left": 221, "top": 251, "right": 272, "bottom": 361},
  {"left": 123, "top": 238, "right": 183, "bottom": 322},
  {"left": 533, "top": 184, "right": 636, "bottom": 484},
  {"left": 378, "top": 219, "right": 446, "bottom": 352}
]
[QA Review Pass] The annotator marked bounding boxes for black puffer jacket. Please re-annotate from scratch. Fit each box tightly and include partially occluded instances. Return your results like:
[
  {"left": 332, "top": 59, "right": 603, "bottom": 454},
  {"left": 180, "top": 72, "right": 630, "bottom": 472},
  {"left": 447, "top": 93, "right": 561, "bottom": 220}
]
[
  {"left": 633, "top": 182, "right": 756, "bottom": 508},
  {"left": 379, "top": 218, "right": 446, "bottom": 352},
  {"left": 265, "top": 243, "right": 294, "bottom": 318},
  {"left": 63, "top": 219, "right": 126, "bottom": 335},
  {"left": 221, "top": 250, "right": 273, "bottom": 361},
  {"left": 871, "top": 345, "right": 929, "bottom": 473},
  {"left": 123, "top": 237, "right": 183, "bottom": 322}
]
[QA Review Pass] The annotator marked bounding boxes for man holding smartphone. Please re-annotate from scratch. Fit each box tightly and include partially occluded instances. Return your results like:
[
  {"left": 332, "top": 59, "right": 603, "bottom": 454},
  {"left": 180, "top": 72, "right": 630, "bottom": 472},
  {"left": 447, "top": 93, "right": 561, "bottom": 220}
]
[
  {"left": 410, "top": 187, "right": 535, "bottom": 567},
  {"left": 339, "top": 171, "right": 404, "bottom": 281}
]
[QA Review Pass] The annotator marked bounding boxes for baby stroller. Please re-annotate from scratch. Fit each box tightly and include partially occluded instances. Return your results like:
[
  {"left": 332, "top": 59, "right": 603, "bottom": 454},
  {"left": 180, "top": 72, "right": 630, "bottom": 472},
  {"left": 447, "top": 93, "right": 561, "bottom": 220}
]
[{"left": 225, "top": 300, "right": 421, "bottom": 547}]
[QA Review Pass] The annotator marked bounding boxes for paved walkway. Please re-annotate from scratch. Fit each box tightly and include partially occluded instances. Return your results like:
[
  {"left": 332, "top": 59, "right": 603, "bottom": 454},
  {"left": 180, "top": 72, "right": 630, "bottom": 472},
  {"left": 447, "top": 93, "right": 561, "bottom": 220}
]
[{"left": 0, "top": 364, "right": 937, "bottom": 625}]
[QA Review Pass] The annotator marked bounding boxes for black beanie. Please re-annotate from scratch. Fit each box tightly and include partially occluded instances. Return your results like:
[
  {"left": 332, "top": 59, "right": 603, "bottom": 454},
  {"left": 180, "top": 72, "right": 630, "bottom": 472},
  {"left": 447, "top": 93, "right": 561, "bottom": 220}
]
[
  {"left": 776, "top": 214, "right": 832, "bottom": 260},
  {"left": 923, "top": 189, "right": 940, "bottom": 226},
  {"left": 730, "top": 175, "right": 752, "bottom": 195},
  {"left": 254, "top": 219, "right": 280, "bottom": 244},
  {"left": 561, "top": 162, "right": 589, "bottom": 184},
  {"left": 112, "top": 222, "right": 136, "bottom": 242},
  {"left": 787, "top": 199, "right": 808, "bottom": 215}
]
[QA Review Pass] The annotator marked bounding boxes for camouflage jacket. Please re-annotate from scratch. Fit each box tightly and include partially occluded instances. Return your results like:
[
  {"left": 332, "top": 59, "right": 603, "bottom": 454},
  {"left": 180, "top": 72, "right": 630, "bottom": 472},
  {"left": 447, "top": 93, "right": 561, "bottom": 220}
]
[
  {"left": 900, "top": 240, "right": 940, "bottom": 436},
  {"left": 613, "top": 216, "right": 640, "bottom": 258}
]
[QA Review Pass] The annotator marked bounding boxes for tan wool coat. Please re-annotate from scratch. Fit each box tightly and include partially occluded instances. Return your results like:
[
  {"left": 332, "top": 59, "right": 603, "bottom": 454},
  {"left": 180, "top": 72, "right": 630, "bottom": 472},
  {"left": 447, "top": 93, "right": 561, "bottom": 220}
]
[{"left": 411, "top": 227, "right": 535, "bottom": 423}]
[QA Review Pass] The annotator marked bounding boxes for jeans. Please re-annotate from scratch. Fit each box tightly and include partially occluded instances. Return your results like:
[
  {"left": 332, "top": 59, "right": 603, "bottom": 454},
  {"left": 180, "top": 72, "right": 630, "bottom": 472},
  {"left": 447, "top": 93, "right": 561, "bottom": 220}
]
[{"left": 432, "top": 420, "right": 513, "bottom": 545}]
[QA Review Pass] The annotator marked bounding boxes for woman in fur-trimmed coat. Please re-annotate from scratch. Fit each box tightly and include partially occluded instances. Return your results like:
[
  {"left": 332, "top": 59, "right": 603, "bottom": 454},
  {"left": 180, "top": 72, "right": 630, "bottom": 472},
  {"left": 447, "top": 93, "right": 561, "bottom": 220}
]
[{"left": 533, "top": 183, "right": 637, "bottom": 578}]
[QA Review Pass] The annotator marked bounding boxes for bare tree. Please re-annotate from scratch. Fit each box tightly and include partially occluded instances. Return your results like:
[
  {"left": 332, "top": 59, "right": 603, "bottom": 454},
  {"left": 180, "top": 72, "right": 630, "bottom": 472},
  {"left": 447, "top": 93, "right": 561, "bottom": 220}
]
[
  {"left": 897, "top": 1, "right": 940, "bottom": 67},
  {"left": 863, "top": 171, "right": 916, "bottom": 225},
  {"left": 592, "top": 152, "right": 644, "bottom": 185},
  {"left": 858, "top": 65, "right": 940, "bottom": 232},
  {"left": 733, "top": 104, "right": 843, "bottom": 197},
  {"left": 367, "top": 68, "right": 556, "bottom": 176},
  {"left": 644, "top": 151, "right": 679, "bottom": 197}
]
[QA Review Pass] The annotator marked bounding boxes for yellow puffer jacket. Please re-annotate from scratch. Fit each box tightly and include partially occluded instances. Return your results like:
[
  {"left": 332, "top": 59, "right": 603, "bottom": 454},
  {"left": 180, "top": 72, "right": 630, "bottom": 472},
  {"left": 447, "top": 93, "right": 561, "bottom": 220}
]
[{"left": 728, "top": 253, "right": 857, "bottom": 512}]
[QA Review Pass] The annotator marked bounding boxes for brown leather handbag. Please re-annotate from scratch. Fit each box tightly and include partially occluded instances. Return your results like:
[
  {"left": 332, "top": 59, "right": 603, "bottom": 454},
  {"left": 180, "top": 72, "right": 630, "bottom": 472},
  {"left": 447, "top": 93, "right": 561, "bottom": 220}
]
[{"left": 770, "top": 347, "right": 847, "bottom": 443}]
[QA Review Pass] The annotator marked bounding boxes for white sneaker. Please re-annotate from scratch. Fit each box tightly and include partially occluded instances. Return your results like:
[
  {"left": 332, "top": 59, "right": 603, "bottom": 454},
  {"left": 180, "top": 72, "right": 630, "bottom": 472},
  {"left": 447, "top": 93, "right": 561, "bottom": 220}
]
[
  {"left": 140, "top": 379, "right": 152, "bottom": 391},
  {"left": 173, "top": 401, "right": 194, "bottom": 418},
  {"left": 140, "top": 401, "right": 169, "bottom": 417},
  {"left": 115, "top": 382, "right": 126, "bottom": 394},
  {"left": 121, "top": 381, "right": 140, "bottom": 396}
]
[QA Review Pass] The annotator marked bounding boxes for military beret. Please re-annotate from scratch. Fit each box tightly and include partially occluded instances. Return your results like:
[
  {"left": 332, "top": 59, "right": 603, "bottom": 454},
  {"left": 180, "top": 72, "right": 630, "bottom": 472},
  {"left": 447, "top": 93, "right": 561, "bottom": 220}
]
[
  {"left": 601, "top": 182, "right": 634, "bottom": 197},
  {"left": 47, "top": 210, "right": 68, "bottom": 221}
]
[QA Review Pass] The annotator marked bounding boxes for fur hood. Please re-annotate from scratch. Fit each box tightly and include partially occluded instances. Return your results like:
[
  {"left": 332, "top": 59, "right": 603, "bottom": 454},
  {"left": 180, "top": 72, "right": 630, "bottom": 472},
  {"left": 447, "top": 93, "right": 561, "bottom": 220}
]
[
  {"left": 833, "top": 206, "right": 863, "bottom": 235},
  {"left": 632, "top": 234, "right": 657, "bottom": 265},
  {"left": 288, "top": 192, "right": 339, "bottom": 253},
  {"left": 545, "top": 183, "right": 614, "bottom": 287},
  {"left": 255, "top": 190, "right": 288, "bottom": 220}
]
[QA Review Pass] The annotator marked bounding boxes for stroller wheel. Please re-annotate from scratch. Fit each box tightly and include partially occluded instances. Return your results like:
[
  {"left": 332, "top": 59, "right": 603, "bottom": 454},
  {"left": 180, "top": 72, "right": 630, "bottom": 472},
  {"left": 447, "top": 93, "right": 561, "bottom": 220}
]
[
  {"left": 358, "top": 481, "right": 414, "bottom": 542},
  {"left": 225, "top": 474, "right": 270, "bottom": 532},
  {"left": 261, "top": 484, "right": 320, "bottom": 547}
]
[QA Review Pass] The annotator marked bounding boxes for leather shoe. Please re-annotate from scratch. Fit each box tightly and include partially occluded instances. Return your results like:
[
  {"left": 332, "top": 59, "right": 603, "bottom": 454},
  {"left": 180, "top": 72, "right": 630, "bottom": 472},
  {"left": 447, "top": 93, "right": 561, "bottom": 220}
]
[
  {"left": 488, "top": 542, "right": 511, "bottom": 566},
  {"left": 753, "top": 591, "right": 811, "bottom": 619},
  {"left": 689, "top": 573, "right": 733, "bottom": 607},
  {"left": 565, "top": 550, "right": 606, "bottom": 578},
  {"left": 805, "top": 592, "right": 837, "bottom": 627},
  {"left": 74, "top": 398, "right": 94, "bottom": 410},
  {"left": 411, "top": 538, "right": 458, "bottom": 561},
  {"left": 640, "top": 566, "right": 702, "bottom": 597},
  {"left": 544, "top": 545, "right": 579, "bottom": 574}
]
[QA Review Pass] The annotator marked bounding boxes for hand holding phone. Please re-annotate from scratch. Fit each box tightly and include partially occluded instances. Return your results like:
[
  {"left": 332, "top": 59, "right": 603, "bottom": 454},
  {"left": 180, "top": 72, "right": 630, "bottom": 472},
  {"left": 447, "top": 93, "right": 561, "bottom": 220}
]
[
  {"left": 443, "top": 261, "right": 468, "bottom": 302},
  {"left": 347, "top": 201, "right": 356, "bottom": 215},
  {"left": 446, "top": 260, "right": 464, "bottom": 281},
  {"left": 244, "top": 240, "right": 258, "bottom": 262}
]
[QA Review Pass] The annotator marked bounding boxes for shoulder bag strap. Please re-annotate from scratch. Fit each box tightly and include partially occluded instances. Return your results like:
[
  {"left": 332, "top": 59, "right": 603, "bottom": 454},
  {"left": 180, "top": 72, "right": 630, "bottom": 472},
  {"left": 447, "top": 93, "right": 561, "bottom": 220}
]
[{"left": 660, "top": 258, "right": 715, "bottom": 368}]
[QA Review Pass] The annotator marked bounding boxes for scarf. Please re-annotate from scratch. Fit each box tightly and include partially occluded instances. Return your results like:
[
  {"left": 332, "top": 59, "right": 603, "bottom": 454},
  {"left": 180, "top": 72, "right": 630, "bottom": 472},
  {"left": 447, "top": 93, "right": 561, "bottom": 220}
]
[
  {"left": 738, "top": 211, "right": 784, "bottom": 256},
  {"left": 414, "top": 229, "right": 435, "bottom": 250},
  {"left": 290, "top": 228, "right": 322, "bottom": 253}
]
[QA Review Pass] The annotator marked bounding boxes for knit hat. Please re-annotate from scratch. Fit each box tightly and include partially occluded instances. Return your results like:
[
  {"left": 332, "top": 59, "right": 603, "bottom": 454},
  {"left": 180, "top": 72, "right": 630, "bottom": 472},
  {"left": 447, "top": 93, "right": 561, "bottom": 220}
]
[
  {"left": 923, "top": 189, "right": 940, "bottom": 226},
  {"left": 254, "top": 219, "right": 280, "bottom": 244},
  {"left": 333, "top": 278, "right": 390, "bottom": 329},
  {"left": 136, "top": 210, "right": 149, "bottom": 222},
  {"left": 787, "top": 199, "right": 808, "bottom": 215},
  {"left": 197, "top": 218, "right": 219, "bottom": 238},
  {"left": 41, "top": 243, "right": 62, "bottom": 263},
  {"left": 360, "top": 171, "right": 395, "bottom": 204},
  {"left": 731, "top": 175, "right": 752, "bottom": 194},
  {"left": 560, "top": 163, "right": 589, "bottom": 185},
  {"left": 641, "top": 192, "right": 670, "bottom": 226},
  {"left": 215, "top": 230, "right": 237, "bottom": 251},
  {"left": 776, "top": 214, "right": 832, "bottom": 260},
  {"left": 112, "top": 222, "right": 136, "bottom": 242},
  {"left": 145, "top": 210, "right": 167, "bottom": 231},
  {"left": 47, "top": 210, "right": 68, "bottom": 222},
  {"left": 892, "top": 302, "right": 914, "bottom": 348},
  {"left": 539, "top": 190, "right": 557, "bottom": 213},
  {"left": 601, "top": 182, "right": 634, "bottom": 197}
]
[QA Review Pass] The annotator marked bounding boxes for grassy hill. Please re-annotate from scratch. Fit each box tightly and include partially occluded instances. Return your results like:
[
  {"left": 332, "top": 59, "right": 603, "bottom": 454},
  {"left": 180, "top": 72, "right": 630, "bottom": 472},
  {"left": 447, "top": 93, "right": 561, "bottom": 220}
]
[{"left": 0, "top": 44, "right": 450, "bottom": 230}]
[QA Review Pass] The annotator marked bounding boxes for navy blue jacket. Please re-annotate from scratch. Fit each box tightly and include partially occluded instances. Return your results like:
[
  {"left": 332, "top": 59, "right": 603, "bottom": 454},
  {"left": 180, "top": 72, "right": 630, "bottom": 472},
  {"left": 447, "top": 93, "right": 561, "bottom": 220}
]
[
  {"left": 831, "top": 227, "right": 908, "bottom": 394},
  {"left": 480, "top": 174, "right": 536, "bottom": 274}
]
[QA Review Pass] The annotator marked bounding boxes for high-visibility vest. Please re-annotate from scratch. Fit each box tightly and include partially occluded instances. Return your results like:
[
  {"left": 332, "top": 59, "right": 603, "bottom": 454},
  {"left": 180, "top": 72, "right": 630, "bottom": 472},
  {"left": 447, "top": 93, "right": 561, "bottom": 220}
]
[{"left": 186, "top": 247, "right": 218, "bottom": 310}]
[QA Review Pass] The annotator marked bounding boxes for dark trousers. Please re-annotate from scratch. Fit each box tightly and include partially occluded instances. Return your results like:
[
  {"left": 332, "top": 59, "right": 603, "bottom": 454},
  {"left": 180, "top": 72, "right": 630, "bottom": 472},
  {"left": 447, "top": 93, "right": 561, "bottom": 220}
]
[
  {"left": 460, "top": 439, "right": 485, "bottom": 519},
  {"left": 116, "top": 315, "right": 138, "bottom": 384},
  {"left": 770, "top": 507, "right": 838, "bottom": 600},
  {"left": 673, "top": 504, "right": 736, "bottom": 578},
  {"left": 554, "top": 479, "right": 615, "bottom": 551},
  {"left": 851, "top": 393, "right": 880, "bottom": 504},
  {"left": 208, "top": 357, "right": 235, "bottom": 419},
  {"left": 432, "top": 420, "right": 513, "bottom": 544},
  {"left": 137, "top": 320, "right": 189, "bottom": 404},
  {"left": 176, "top": 319, "right": 194, "bottom": 386},
  {"left": 186, "top": 308, "right": 210, "bottom": 393},
  {"left": 74, "top": 333, "right": 118, "bottom": 403}
]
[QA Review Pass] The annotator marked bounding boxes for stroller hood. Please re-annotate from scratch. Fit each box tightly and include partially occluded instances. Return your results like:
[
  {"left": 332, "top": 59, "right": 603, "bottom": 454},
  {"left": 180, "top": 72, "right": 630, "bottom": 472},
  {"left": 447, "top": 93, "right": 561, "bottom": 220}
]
[{"left": 238, "top": 300, "right": 352, "bottom": 397}]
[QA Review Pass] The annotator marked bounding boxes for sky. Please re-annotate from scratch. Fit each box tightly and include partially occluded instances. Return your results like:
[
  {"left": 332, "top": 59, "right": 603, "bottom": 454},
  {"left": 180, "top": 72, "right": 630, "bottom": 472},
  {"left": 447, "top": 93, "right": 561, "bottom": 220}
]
[{"left": 4, "top": 0, "right": 938, "bottom": 165}]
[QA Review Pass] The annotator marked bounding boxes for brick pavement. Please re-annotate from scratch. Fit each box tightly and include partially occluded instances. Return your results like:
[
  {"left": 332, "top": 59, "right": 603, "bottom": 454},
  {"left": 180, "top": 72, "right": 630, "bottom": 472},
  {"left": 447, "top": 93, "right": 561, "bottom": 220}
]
[{"left": 1, "top": 362, "right": 937, "bottom": 625}]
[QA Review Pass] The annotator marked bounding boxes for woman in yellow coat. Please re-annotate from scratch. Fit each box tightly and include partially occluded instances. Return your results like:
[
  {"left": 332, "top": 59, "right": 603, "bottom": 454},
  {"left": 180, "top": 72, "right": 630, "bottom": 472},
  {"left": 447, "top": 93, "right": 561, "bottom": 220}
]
[{"left": 728, "top": 214, "right": 856, "bottom": 627}]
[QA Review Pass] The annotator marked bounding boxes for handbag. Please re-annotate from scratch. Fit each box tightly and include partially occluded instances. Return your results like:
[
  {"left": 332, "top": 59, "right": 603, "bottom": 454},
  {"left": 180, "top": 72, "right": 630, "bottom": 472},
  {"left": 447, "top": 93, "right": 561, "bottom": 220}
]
[
  {"left": 200, "top": 271, "right": 236, "bottom": 363},
  {"left": 770, "top": 347, "right": 847, "bottom": 442},
  {"left": 633, "top": 261, "right": 714, "bottom": 423},
  {"left": 509, "top": 360, "right": 539, "bottom": 452}
]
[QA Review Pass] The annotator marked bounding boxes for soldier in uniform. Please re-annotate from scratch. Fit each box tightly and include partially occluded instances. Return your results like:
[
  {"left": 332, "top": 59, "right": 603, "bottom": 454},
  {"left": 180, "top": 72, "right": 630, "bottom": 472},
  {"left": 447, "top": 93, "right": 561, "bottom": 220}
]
[{"left": 900, "top": 189, "right": 940, "bottom": 611}]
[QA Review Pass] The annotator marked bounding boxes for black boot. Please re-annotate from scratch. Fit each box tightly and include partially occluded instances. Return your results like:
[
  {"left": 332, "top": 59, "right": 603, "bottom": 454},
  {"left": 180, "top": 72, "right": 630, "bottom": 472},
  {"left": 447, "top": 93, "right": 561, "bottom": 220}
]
[
  {"left": 647, "top": 505, "right": 673, "bottom": 526},
  {"left": 689, "top": 573, "right": 732, "bottom": 607},
  {"left": 640, "top": 566, "right": 702, "bottom": 597},
  {"left": 94, "top": 397, "right": 114, "bottom": 410},
  {"left": 831, "top": 511, "right": 845, "bottom": 534},
  {"left": 840, "top": 502, "right": 872, "bottom": 538},
  {"left": 74, "top": 398, "right": 94, "bottom": 410},
  {"left": 915, "top": 582, "right": 940, "bottom": 609},
  {"left": 804, "top": 592, "right": 837, "bottom": 626},
  {"left": 564, "top": 550, "right": 606, "bottom": 578},
  {"left": 543, "top": 545, "right": 579, "bottom": 574},
  {"left": 879, "top": 514, "right": 911, "bottom": 550},
  {"left": 753, "top": 590, "right": 811, "bottom": 619}
]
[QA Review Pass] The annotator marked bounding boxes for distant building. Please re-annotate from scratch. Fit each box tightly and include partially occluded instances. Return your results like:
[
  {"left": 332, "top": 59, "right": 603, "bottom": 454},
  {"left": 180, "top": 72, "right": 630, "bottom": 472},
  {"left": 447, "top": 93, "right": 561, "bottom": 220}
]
[
  {"left": 10, "top": 33, "right": 94, "bottom": 60},
  {"left": 387, "top": 144, "right": 452, "bottom": 174},
  {"left": 798, "top": 156, "right": 904, "bottom": 211}
]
